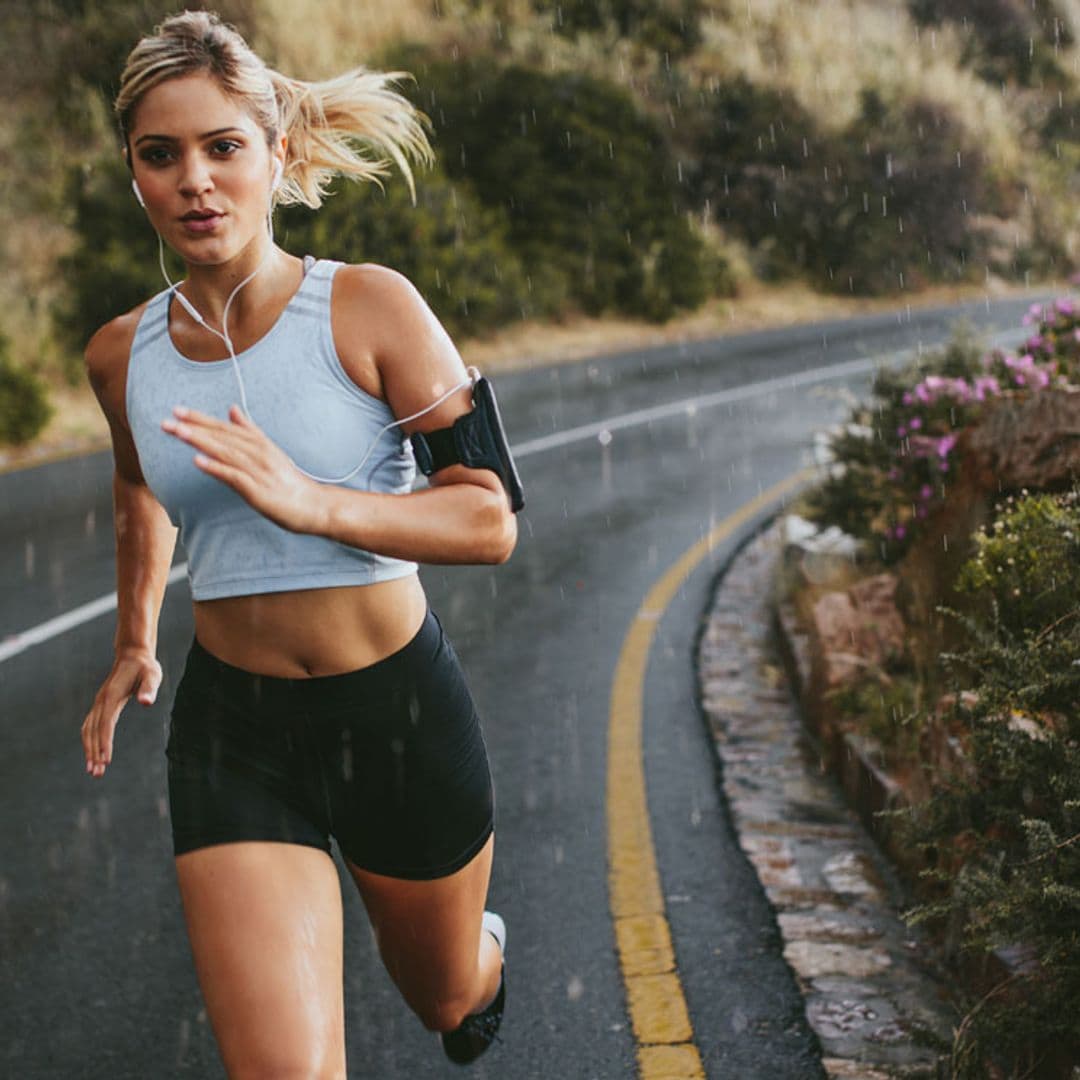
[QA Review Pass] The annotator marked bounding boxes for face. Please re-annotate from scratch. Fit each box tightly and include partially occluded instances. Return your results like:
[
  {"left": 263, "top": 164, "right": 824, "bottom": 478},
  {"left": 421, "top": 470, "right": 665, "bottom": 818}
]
[{"left": 127, "top": 71, "right": 284, "bottom": 266}]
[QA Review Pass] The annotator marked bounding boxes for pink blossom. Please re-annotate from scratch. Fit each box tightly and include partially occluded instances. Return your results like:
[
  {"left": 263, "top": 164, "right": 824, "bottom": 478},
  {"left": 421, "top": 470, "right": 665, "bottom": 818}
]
[
  {"left": 909, "top": 416, "right": 922, "bottom": 430},
  {"left": 895, "top": 524, "right": 907, "bottom": 539},
  {"left": 902, "top": 391, "right": 913, "bottom": 405},
  {"left": 1015, "top": 373, "right": 1026, "bottom": 386},
  {"left": 1055, "top": 297, "right": 1075, "bottom": 316},
  {"left": 897, "top": 425, "right": 907, "bottom": 438},
  {"left": 920, "top": 484, "right": 933, "bottom": 500},
  {"left": 936, "top": 434, "right": 957, "bottom": 457}
]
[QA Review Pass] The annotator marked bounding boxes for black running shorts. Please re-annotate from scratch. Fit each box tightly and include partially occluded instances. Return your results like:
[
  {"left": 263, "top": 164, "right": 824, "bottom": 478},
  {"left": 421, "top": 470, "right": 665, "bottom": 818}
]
[{"left": 165, "top": 608, "right": 494, "bottom": 879}]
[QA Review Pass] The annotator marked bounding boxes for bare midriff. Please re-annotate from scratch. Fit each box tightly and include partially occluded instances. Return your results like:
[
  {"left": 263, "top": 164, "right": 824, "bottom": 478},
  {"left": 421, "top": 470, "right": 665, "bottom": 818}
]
[{"left": 191, "top": 573, "right": 429, "bottom": 678}]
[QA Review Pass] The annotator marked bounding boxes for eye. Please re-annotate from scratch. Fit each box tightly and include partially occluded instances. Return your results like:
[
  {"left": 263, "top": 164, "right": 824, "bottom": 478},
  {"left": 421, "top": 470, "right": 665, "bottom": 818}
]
[
  {"left": 212, "top": 139, "right": 242, "bottom": 156},
  {"left": 139, "top": 146, "right": 174, "bottom": 165}
]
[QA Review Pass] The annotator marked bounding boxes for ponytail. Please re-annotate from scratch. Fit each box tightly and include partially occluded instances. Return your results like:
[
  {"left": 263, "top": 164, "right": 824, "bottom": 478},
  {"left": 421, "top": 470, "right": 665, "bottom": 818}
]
[{"left": 270, "top": 68, "right": 436, "bottom": 210}]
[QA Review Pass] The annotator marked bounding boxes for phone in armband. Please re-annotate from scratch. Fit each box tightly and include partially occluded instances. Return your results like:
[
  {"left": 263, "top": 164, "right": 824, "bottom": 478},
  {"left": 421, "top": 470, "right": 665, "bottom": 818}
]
[{"left": 409, "top": 375, "right": 524, "bottom": 513}]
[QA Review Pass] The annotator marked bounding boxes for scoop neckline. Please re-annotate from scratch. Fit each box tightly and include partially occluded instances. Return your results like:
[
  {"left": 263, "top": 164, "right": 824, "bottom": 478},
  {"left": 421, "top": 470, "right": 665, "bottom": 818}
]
[{"left": 163, "top": 258, "right": 321, "bottom": 369}]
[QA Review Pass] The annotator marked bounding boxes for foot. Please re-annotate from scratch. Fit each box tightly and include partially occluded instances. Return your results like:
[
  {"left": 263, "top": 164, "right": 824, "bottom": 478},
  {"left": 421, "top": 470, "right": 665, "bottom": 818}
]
[{"left": 441, "top": 911, "right": 507, "bottom": 1066}]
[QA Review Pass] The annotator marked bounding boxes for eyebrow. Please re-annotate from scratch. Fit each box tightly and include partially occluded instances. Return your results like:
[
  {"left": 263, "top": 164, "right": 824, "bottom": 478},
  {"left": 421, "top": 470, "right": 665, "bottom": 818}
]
[{"left": 134, "top": 127, "right": 247, "bottom": 146}]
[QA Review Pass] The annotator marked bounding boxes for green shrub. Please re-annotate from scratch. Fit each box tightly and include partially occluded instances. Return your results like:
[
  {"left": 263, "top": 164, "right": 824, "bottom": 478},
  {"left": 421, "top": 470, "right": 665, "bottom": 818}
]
[
  {"left": 695, "top": 76, "right": 1016, "bottom": 295},
  {"left": 53, "top": 154, "right": 164, "bottom": 384},
  {"left": 899, "top": 487, "right": 1080, "bottom": 1077},
  {"left": 529, "top": 0, "right": 705, "bottom": 59},
  {"left": 0, "top": 334, "right": 53, "bottom": 446},
  {"left": 380, "top": 45, "right": 711, "bottom": 321},
  {"left": 278, "top": 163, "right": 545, "bottom": 341}
]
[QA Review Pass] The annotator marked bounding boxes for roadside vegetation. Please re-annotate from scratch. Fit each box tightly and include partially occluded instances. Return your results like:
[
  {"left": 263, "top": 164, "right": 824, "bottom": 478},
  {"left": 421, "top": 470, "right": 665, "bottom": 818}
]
[{"left": 794, "top": 292, "right": 1080, "bottom": 1076}]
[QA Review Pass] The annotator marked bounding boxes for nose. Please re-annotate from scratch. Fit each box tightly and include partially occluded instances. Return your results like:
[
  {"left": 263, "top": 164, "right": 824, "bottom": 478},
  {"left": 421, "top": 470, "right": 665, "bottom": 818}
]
[{"left": 177, "top": 153, "right": 213, "bottom": 197}]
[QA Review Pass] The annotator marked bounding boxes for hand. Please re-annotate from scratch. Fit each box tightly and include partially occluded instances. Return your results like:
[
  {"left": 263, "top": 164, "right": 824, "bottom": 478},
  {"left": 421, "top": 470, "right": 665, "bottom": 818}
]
[
  {"left": 81, "top": 647, "right": 162, "bottom": 778},
  {"left": 162, "top": 404, "right": 326, "bottom": 534}
]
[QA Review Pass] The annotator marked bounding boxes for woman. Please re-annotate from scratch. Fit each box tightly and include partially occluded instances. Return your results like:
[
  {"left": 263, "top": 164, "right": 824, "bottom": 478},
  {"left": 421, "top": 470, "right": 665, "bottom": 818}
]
[{"left": 79, "top": 10, "right": 516, "bottom": 1075}]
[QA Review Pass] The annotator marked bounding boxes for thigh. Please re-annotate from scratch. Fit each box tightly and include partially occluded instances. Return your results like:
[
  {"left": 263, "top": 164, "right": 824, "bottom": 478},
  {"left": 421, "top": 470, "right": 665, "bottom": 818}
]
[
  {"left": 344, "top": 833, "right": 495, "bottom": 1020},
  {"left": 321, "top": 612, "right": 494, "bottom": 880},
  {"left": 174, "top": 841, "right": 346, "bottom": 1080}
]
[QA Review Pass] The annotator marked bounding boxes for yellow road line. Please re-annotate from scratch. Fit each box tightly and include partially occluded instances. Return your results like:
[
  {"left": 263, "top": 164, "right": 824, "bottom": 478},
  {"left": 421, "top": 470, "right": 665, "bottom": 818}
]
[{"left": 607, "top": 469, "right": 814, "bottom": 1079}]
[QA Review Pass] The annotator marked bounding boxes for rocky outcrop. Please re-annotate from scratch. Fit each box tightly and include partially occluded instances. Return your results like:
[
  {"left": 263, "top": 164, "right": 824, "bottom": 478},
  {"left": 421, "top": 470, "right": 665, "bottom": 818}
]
[{"left": 809, "top": 574, "right": 906, "bottom": 692}]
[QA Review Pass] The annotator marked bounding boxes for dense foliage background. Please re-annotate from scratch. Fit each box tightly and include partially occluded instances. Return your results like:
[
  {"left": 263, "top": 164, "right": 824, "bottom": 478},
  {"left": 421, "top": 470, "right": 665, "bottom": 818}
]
[{"left": 4, "top": 0, "right": 1080, "bottom": 441}]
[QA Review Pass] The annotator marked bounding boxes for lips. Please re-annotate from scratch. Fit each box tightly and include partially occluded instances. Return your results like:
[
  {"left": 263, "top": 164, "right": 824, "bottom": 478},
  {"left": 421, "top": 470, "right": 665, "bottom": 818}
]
[{"left": 179, "top": 210, "right": 225, "bottom": 233}]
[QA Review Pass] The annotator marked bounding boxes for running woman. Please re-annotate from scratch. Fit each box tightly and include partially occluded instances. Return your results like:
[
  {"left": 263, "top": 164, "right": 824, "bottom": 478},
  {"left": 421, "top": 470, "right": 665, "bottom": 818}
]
[{"left": 79, "top": 9, "right": 514, "bottom": 1074}]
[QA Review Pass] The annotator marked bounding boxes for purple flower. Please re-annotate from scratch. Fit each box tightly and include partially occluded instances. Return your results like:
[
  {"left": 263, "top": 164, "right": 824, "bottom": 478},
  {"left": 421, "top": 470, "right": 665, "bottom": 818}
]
[
  {"left": 920, "top": 484, "right": 933, "bottom": 500},
  {"left": 902, "top": 391, "right": 913, "bottom": 405},
  {"left": 897, "top": 425, "right": 907, "bottom": 438},
  {"left": 1015, "top": 373, "right": 1026, "bottom": 386},
  {"left": 936, "top": 434, "right": 957, "bottom": 457},
  {"left": 1055, "top": 297, "right": 1075, "bottom": 316},
  {"left": 909, "top": 416, "right": 922, "bottom": 430},
  {"left": 895, "top": 524, "right": 907, "bottom": 539}
]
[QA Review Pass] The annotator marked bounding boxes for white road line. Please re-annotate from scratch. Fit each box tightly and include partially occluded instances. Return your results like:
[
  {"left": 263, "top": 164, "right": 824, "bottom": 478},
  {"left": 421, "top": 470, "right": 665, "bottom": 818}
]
[
  {"left": 0, "top": 564, "right": 189, "bottom": 663},
  {"left": 0, "top": 325, "right": 1029, "bottom": 663}
]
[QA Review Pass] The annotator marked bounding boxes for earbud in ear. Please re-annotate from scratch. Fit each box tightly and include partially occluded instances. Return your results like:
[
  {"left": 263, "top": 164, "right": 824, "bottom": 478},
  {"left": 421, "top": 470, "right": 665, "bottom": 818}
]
[
  {"left": 131, "top": 179, "right": 146, "bottom": 209},
  {"left": 271, "top": 160, "right": 283, "bottom": 191}
]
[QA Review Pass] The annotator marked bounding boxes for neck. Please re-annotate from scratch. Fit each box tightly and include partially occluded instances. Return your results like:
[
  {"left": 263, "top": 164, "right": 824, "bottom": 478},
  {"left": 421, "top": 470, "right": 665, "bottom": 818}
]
[{"left": 174, "top": 228, "right": 284, "bottom": 328}]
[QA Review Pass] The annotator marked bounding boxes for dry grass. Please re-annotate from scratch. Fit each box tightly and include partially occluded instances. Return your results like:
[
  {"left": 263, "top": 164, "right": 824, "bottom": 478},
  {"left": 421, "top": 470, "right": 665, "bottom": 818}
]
[
  {"left": 253, "top": 0, "right": 441, "bottom": 75},
  {"left": 698, "top": 0, "right": 1027, "bottom": 172}
]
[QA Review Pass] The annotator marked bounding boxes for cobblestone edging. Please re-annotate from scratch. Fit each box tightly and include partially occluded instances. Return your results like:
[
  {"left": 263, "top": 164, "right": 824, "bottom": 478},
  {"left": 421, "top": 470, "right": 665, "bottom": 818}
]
[{"left": 696, "top": 517, "right": 955, "bottom": 1079}]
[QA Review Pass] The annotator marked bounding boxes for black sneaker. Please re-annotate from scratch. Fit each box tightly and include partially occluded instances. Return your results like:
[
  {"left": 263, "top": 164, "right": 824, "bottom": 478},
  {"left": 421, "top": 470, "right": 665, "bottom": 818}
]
[{"left": 441, "top": 911, "right": 506, "bottom": 1065}]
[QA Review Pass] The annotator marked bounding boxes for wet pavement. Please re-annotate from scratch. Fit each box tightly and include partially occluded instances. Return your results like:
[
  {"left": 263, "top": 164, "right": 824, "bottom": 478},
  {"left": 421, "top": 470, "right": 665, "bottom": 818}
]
[{"left": 697, "top": 516, "right": 956, "bottom": 1078}]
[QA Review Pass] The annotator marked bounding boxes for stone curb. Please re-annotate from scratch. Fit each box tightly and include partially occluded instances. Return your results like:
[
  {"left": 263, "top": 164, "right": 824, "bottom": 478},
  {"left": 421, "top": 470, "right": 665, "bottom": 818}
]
[{"left": 696, "top": 516, "right": 956, "bottom": 1079}]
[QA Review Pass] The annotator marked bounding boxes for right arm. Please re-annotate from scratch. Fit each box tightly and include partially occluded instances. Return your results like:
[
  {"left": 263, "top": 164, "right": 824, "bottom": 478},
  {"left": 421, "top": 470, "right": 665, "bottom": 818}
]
[{"left": 81, "top": 313, "right": 179, "bottom": 779}]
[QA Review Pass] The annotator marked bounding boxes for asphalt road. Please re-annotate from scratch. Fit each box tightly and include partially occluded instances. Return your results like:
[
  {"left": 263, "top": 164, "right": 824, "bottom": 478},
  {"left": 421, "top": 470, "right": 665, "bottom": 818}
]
[{"left": 0, "top": 288, "right": 1054, "bottom": 1078}]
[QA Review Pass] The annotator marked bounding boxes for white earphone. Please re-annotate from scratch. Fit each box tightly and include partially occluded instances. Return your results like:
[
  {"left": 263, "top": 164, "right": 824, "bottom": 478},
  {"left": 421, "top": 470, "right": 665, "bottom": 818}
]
[{"left": 139, "top": 155, "right": 476, "bottom": 485}]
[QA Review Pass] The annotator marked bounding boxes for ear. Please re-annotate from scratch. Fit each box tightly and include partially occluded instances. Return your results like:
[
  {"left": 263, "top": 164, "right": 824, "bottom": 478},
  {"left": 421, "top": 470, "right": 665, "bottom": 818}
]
[{"left": 272, "top": 134, "right": 287, "bottom": 191}]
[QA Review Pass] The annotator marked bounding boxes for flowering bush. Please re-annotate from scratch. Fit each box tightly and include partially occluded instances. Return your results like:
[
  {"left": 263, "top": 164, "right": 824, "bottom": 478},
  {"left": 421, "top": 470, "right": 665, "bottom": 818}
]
[{"left": 802, "top": 299, "right": 1078, "bottom": 564}]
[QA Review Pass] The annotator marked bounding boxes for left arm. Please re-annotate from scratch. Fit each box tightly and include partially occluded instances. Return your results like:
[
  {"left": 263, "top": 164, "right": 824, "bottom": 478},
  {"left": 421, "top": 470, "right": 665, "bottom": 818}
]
[
  {"left": 313, "top": 265, "right": 517, "bottom": 564},
  {"left": 162, "top": 264, "right": 518, "bottom": 564}
]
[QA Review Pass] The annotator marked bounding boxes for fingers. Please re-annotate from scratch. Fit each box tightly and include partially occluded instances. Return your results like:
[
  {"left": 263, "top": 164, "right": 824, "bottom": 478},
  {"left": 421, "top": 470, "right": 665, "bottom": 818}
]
[
  {"left": 81, "top": 659, "right": 162, "bottom": 779},
  {"left": 81, "top": 696, "right": 119, "bottom": 779}
]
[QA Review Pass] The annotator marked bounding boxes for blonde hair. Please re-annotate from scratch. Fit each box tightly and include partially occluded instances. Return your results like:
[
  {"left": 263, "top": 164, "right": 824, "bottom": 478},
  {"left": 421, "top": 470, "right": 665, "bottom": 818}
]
[{"left": 114, "top": 9, "right": 436, "bottom": 208}]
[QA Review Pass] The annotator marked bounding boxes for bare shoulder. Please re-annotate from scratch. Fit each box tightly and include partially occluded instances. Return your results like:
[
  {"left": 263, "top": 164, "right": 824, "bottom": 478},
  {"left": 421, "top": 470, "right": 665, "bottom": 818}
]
[
  {"left": 330, "top": 263, "right": 461, "bottom": 403},
  {"left": 84, "top": 303, "right": 149, "bottom": 399},
  {"left": 331, "top": 263, "right": 426, "bottom": 349}
]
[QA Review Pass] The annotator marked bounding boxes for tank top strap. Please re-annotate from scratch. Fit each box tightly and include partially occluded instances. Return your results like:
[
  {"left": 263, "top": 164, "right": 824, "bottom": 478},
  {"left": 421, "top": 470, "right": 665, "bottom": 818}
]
[{"left": 293, "top": 258, "right": 345, "bottom": 310}]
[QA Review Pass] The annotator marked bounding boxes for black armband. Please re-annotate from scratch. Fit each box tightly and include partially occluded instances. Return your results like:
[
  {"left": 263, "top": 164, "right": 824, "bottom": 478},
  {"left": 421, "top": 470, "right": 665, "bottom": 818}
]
[{"left": 410, "top": 376, "right": 524, "bottom": 512}]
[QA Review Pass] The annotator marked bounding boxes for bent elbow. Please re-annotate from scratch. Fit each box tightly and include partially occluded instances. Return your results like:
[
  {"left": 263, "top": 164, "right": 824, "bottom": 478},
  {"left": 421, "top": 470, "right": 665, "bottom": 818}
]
[{"left": 481, "top": 495, "right": 517, "bottom": 564}]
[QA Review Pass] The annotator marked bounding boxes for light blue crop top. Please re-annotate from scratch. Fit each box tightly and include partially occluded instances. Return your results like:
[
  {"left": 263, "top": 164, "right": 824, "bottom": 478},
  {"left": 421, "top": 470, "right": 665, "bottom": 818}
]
[{"left": 125, "top": 257, "right": 419, "bottom": 601}]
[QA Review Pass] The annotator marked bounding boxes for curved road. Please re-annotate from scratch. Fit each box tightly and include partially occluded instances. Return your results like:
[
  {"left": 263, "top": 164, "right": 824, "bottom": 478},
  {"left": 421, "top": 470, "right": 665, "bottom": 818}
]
[{"left": 0, "top": 289, "right": 1054, "bottom": 1078}]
